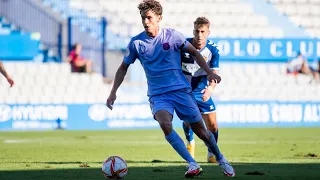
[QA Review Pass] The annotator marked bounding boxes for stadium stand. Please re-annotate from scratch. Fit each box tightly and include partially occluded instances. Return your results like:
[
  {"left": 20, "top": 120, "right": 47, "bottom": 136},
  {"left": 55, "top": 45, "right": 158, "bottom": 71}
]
[
  {"left": 0, "top": 0, "right": 319, "bottom": 105},
  {"left": 41, "top": 0, "right": 128, "bottom": 49},
  {"left": 0, "top": 62, "right": 112, "bottom": 104},
  {"left": 0, "top": 16, "right": 14, "bottom": 35},
  {"left": 0, "top": 16, "right": 42, "bottom": 60},
  {"left": 0, "top": 61, "right": 319, "bottom": 104},
  {"left": 67, "top": 0, "right": 285, "bottom": 38},
  {"left": 267, "top": 0, "right": 320, "bottom": 37},
  {"left": 217, "top": 63, "right": 320, "bottom": 101}
]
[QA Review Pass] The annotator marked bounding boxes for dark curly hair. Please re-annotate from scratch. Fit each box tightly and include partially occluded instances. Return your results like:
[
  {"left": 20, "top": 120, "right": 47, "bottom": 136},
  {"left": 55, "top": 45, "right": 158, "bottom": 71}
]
[
  {"left": 138, "top": 0, "right": 163, "bottom": 16},
  {"left": 194, "top": 17, "right": 210, "bottom": 28}
]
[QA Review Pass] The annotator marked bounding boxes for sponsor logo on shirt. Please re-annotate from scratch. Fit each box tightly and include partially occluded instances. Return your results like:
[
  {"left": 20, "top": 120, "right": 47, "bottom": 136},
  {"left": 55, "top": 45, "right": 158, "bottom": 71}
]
[{"left": 162, "top": 42, "right": 170, "bottom": 50}]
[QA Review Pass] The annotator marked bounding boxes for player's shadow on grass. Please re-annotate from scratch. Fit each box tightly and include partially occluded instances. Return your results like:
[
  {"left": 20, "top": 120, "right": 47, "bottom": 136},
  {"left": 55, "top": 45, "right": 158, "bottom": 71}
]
[
  {"left": 1, "top": 163, "right": 320, "bottom": 180},
  {"left": 14, "top": 160, "right": 216, "bottom": 164}
]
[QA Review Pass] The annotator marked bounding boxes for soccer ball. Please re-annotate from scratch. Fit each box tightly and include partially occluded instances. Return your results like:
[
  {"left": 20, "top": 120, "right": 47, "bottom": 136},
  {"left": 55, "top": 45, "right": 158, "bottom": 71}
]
[{"left": 102, "top": 156, "right": 128, "bottom": 179}]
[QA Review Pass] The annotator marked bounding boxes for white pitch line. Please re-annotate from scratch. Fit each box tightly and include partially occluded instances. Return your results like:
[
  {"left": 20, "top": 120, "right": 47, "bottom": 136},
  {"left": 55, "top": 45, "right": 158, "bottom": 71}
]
[{"left": 3, "top": 139, "right": 33, "bottom": 144}]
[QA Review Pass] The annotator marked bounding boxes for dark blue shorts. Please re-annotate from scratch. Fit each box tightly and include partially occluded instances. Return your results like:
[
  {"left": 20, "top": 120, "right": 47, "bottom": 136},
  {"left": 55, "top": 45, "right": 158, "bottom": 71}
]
[
  {"left": 149, "top": 88, "right": 202, "bottom": 123},
  {"left": 193, "top": 90, "right": 216, "bottom": 114},
  {"left": 190, "top": 75, "right": 216, "bottom": 114}
]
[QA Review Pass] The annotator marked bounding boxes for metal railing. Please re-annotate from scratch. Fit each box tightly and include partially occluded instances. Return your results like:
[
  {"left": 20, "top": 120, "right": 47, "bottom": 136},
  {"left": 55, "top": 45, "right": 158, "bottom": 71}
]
[
  {"left": 68, "top": 16, "right": 107, "bottom": 76},
  {"left": 0, "top": 0, "right": 108, "bottom": 76}
]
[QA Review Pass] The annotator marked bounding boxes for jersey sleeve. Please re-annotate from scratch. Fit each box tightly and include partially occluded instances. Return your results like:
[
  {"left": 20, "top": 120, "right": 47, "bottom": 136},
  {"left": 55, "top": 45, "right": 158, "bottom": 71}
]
[
  {"left": 209, "top": 44, "right": 220, "bottom": 70},
  {"left": 123, "top": 39, "right": 138, "bottom": 64},
  {"left": 173, "top": 30, "right": 189, "bottom": 51}
]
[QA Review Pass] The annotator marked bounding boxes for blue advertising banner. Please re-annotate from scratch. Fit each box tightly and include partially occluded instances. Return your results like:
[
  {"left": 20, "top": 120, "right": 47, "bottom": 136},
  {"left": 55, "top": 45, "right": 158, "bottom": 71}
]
[
  {"left": 209, "top": 38, "right": 320, "bottom": 61},
  {"left": 1, "top": 102, "right": 320, "bottom": 131}
]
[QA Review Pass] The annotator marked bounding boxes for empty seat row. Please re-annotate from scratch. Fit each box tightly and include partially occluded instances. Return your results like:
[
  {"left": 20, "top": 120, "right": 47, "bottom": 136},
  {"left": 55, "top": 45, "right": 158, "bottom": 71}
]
[
  {"left": 268, "top": 0, "right": 320, "bottom": 38},
  {"left": 1, "top": 62, "right": 319, "bottom": 104},
  {"left": 67, "top": 0, "right": 279, "bottom": 38}
]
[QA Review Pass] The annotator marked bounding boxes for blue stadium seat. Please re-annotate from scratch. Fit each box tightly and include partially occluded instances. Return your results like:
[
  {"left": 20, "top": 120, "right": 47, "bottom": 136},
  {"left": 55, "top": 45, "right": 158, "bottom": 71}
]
[{"left": 0, "top": 16, "right": 41, "bottom": 60}]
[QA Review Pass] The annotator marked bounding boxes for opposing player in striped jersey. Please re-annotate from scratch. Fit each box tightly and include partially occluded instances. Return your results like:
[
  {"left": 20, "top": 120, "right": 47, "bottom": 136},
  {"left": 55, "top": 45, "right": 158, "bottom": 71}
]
[{"left": 181, "top": 17, "right": 220, "bottom": 163}]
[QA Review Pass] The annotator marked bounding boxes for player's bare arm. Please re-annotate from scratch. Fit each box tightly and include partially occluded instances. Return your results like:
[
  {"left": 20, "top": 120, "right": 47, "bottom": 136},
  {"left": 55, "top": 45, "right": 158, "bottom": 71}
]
[
  {"left": 201, "top": 69, "right": 219, "bottom": 102},
  {"left": 201, "top": 82, "right": 215, "bottom": 102},
  {"left": 0, "top": 60, "right": 8, "bottom": 78},
  {"left": 184, "top": 44, "right": 221, "bottom": 83},
  {"left": 0, "top": 60, "right": 14, "bottom": 87},
  {"left": 106, "top": 62, "right": 130, "bottom": 110}
]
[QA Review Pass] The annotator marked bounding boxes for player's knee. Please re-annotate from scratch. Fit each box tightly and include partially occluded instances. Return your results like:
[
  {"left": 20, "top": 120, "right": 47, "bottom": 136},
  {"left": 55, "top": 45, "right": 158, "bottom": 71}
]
[
  {"left": 156, "top": 115, "right": 173, "bottom": 134},
  {"left": 205, "top": 114, "right": 218, "bottom": 132},
  {"left": 159, "top": 119, "right": 171, "bottom": 128},
  {"left": 207, "top": 125, "right": 218, "bottom": 133},
  {"left": 158, "top": 120, "right": 172, "bottom": 135}
]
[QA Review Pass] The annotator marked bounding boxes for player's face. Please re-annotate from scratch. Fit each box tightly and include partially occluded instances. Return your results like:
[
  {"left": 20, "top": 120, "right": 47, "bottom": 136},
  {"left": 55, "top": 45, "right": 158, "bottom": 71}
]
[
  {"left": 140, "top": 10, "right": 162, "bottom": 37},
  {"left": 75, "top": 44, "right": 82, "bottom": 53},
  {"left": 193, "top": 25, "right": 210, "bottom": 46}
]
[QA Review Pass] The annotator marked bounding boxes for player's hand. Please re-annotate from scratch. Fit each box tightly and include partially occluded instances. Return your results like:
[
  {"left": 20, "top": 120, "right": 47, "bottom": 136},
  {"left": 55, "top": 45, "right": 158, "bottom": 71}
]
[
  {"left": 201, "top": 86, "right": 213, "bottom": 102},
  {"left": 106, "top": 93, "right": 117, "bottom": 110},
  {"left": 6, "top": 77, "right": 14, "bottom": 87},
  {"left": 207, "top": 72, "right": 221, "bottom": 83}
]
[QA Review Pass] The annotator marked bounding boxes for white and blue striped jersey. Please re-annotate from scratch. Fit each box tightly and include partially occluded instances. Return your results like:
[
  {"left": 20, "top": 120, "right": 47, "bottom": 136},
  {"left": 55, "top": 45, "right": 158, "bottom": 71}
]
[{"left": 181, "top": 38, "right": 219, "bottom": 77}]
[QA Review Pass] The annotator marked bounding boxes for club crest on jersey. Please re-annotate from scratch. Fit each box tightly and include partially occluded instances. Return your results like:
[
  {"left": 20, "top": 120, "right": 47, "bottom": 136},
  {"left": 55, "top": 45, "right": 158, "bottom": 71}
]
[
  {"left": 203, "top": 56, "right": 207, "bottom": 61},
  {"left": 139, "top": 42, "right": 147, "bottom": 54},
  {"left": 162, "top": 42, "right": 170, "bottom": 50}
]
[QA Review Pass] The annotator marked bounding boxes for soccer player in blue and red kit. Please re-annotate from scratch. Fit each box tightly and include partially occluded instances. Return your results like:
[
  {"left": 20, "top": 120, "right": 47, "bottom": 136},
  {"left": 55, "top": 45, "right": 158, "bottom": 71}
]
[
  {"left": 181, "top": 17, "right": 220, "bottom": 163},
  {"left": 106, "top": 0, "right": 235, "bottom": 178}
]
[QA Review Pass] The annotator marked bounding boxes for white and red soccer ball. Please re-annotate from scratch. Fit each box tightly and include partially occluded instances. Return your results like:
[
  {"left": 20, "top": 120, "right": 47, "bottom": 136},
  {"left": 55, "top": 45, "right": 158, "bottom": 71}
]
[{"left": 102, "top": 156, "right": 128, "bottom": 179}]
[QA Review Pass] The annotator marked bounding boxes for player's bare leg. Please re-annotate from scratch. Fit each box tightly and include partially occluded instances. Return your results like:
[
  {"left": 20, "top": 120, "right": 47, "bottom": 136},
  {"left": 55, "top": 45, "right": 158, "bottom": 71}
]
[
  {"left": 155, "top": 110, "right": 203, "bottom": 178},
  {"left": 202, "top": 112, "right": 218, "bottom": 163},
  {"left": 155, "top": 110, "right": 173, "bottom": 135},
  {"left": 190, "top": 121, "right": 235, "bottom": 177}
]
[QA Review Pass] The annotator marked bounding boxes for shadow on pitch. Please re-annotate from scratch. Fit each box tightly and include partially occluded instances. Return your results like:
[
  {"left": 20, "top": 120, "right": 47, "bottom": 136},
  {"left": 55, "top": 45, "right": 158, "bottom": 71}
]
[
  {"left": 1, "top": 162, "right": 320, "bottom": 180},
  {"left": 12, "top": 160, "right": 214, "bottom": 164}
]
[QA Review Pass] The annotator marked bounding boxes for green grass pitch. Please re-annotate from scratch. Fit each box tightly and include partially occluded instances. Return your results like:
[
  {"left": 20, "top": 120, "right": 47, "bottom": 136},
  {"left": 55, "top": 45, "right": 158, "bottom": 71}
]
[{"left": 0, "top": 128, "right": 319, "bottom": 180}]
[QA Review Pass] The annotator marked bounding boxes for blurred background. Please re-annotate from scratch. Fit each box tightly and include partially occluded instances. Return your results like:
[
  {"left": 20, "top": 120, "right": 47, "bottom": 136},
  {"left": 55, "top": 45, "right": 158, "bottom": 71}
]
[{"left": 0, "top": 0, "right": 320, "bottom": 130}]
